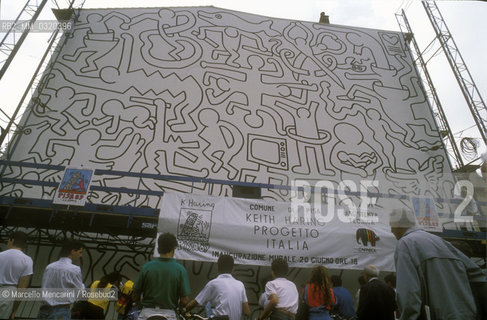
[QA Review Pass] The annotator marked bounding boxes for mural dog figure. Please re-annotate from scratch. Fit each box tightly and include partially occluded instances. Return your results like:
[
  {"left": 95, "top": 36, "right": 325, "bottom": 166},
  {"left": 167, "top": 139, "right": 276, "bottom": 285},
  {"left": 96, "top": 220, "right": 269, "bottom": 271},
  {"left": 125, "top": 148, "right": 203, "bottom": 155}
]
[{"left": 356, "top": 228, "right": 380, "bottom": 247}]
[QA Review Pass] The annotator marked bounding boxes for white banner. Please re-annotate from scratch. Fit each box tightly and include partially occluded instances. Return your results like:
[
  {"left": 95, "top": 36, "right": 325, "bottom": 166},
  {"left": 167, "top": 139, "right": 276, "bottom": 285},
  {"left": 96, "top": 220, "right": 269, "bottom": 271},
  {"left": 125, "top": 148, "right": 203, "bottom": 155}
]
[{"left": 158, "top": 192, "right": 397, "bottom": 271}]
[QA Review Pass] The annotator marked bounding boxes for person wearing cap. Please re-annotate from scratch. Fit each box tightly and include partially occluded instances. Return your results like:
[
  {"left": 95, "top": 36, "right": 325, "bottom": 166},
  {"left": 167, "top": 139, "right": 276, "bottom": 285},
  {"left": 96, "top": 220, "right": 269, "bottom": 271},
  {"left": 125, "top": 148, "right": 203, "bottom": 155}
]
[{"left": 390, "top": 208, "right": 486, "bottom": 320}]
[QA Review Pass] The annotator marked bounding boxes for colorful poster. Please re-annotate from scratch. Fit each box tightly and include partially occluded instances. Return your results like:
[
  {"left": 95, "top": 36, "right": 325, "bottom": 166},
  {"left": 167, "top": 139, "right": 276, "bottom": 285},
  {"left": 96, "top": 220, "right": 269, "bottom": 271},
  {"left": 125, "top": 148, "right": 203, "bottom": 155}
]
[
  {"left": 158, "top": 192, "right": 397, "bottom": 271},
  {"left": 53, "top": 167, "right": 93, "bottom": 206},
  {"left": 411, "top": 197, "right": 442, "bottom": 232}
]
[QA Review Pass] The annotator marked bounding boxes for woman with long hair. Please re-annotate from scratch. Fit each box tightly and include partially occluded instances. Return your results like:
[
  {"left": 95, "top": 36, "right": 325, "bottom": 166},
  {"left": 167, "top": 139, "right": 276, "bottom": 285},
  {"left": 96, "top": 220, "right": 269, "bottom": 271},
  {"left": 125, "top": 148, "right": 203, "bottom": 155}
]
[{"left": 304, "top": 265, "right": 335, "bottom": 320}]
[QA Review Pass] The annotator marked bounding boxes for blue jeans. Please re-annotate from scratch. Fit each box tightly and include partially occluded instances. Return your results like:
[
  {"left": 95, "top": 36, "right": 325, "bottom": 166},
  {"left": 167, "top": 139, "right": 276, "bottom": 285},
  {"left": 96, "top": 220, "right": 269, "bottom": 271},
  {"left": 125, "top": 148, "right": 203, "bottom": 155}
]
[
  {"left": 308, "top": 307, "right": 332, "bottom": 320},
  {"left": 37, "top": 304, "right": 71, "bottom": 320}
]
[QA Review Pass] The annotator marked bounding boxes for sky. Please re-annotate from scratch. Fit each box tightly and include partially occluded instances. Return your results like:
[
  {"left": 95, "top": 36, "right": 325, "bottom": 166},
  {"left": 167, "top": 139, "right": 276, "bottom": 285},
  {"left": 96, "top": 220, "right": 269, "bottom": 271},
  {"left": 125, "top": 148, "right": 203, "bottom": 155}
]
[{"left": 0, "top": 0, "right": 486, "bottom": 165}]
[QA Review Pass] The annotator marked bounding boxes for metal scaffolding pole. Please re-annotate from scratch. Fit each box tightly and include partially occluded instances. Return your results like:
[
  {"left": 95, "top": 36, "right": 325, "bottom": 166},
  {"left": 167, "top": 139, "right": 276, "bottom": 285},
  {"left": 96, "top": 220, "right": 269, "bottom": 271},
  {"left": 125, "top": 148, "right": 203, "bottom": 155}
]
[
  {"left": 0, "top": 26, "right": 63, "bottom": 159},
  {"left": 422, "top": 0, "right": 487, "bottom": 145},
  {"left": 0, "top": 1, "right": 84, "bottom": 158},
  {"left": 395, "top": 9, "right": 463, "bottom": 169},
  {"left": 0, "top": 0, "right": 48, "bottom": 79}
]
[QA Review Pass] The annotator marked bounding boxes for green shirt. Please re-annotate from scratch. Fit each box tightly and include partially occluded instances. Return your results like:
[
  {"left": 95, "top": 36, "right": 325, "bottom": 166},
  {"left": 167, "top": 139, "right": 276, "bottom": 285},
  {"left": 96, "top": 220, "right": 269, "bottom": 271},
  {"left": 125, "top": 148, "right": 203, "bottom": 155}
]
[{"left": 133, "top": 257, "right": 190, "bottom": 308}]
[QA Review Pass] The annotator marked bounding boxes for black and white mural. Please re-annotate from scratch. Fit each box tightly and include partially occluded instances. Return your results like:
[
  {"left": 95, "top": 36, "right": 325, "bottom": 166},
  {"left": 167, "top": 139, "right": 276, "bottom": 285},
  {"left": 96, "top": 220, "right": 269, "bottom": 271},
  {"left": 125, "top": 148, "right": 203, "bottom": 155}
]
[
  {"left": 1, "top": 7, "right": 456, "bottom": 216},
  {"left": 2, "top": 7, "right": 478, "bottom": 318}
]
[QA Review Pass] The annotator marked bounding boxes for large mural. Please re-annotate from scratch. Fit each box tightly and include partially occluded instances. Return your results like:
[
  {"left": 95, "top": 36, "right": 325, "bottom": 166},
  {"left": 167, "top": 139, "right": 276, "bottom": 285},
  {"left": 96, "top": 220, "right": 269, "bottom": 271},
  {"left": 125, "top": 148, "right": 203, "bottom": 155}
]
[
  {"left": 0, "top": 6, "right": 478, "bottom": 318},
  {"left": 1, "top": 7, "right": 455, "bottom": 213}
]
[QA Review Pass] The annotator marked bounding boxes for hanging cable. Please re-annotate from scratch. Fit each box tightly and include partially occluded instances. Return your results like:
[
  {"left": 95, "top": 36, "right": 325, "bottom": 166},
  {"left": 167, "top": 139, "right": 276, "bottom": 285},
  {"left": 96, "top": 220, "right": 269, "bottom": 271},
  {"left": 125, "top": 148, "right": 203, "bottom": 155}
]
[{"left": 460, "top": 137, "right": 479, "bottom": 161}]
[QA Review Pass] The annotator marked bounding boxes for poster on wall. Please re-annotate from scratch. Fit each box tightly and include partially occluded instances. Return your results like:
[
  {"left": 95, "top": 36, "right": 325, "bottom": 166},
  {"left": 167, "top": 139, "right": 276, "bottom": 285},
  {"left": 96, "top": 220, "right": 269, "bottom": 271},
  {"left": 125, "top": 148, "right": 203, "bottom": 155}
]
[
  {"left": 158, "top": 192, "right": 397, "bottom": 271},
  {"left": 411, "top": 197, "right": 442, "bottom": 232},
  {"left": 53, "top": 167, "right": 94, "bottom": 206}
]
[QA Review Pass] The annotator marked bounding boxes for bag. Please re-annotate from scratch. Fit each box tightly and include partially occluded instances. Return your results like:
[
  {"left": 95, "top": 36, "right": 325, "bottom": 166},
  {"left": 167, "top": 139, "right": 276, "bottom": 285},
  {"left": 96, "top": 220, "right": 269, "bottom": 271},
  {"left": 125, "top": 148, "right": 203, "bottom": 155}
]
[
  {"left": 295, "top": 285, "right": 309, "bottom": 320},
  {"left": 115, "top": 280, "right": 135, "bottom": 315}
]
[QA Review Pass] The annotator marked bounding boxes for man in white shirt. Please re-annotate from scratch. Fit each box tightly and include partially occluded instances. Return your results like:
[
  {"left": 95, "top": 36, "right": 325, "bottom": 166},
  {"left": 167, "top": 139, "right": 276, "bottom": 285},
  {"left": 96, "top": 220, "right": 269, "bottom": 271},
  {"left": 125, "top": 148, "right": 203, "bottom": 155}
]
[
  {"left": 0, "top": 231, "right": 33, "bottom": 320},
  {"left": 258, "top": 258, "right": 298, "bottom": 320},
  {"left": 186, "top": 254, "right": 250, "bottom": 320},
  {"left": 37, "top": 240, "right": 85, "bottom": 320}
]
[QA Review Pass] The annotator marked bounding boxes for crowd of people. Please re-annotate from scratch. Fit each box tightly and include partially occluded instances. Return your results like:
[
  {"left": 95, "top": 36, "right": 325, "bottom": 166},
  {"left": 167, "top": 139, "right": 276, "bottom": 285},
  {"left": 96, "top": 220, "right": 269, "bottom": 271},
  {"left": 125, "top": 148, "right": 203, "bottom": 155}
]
[{"left": 0, "top": 208, "right": 486, "bottom": 320}]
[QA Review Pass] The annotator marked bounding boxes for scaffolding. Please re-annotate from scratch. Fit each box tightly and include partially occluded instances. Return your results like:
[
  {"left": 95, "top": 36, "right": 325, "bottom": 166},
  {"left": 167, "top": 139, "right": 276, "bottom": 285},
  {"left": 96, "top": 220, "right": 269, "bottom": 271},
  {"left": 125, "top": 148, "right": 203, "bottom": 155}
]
[
  {"left": 422, "top": 1, "right": 487, "bottom": 146},
  {"left": 1, "top": 159, "right": 485, "bottom": 238},
  {"left": 0, "top": 1, "right": 84, "bottom": 158},
  {"left": 395, "top": 9, "right": 463, "bottom": 170},
  {"left": 0, "top": 0, "right": 48, "bottom": 79}
]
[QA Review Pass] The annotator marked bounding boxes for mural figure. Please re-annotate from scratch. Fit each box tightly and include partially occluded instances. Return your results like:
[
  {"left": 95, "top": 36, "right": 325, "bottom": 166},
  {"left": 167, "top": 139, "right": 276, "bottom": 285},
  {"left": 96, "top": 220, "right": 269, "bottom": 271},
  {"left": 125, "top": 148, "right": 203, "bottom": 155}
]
[
  {"left": 135, "top": 97, "right": 208, "bottom": 178},
  {"left": 121, "top": 9, "right": 202, "bottom": 69},
  {"left": 197, "top": 108, "right": 244, "bottom": 180},
  {"left": 375, "top": 77, "right": 443, "bottom": 151},
  {"left": 330, "top": 123, "right": 381, "bottom": 178},
  {"left": 92, "top": 99, "right": 155, "bottom": 134},
  {"left": 46, "top": 127, "right": 136, "bottom": 169},
  {"left": 63, "top": 12, "right": 130, "bottom": 72},
  {"left": 196, "top": 10, "right": 280, "bottom": 66},
  {"left": 34, "top": 84, "right": 96, "bottom": 136},
  {"left": 385, "top": 155, "right": 446, "bottom": 201},
  {"left": 284, "top": 101, "right": 333, "bottom": 175},
  {"left": 282, "top": 22, "right": 344, "bottom": 88}
]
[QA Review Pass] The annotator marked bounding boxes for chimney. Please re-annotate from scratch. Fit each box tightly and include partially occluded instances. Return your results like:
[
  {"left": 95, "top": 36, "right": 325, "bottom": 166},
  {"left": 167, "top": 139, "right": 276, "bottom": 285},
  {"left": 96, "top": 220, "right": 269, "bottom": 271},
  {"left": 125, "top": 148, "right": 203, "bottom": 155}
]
[{"left": 319, "top": 12, "right": 330, "bottom": 24}]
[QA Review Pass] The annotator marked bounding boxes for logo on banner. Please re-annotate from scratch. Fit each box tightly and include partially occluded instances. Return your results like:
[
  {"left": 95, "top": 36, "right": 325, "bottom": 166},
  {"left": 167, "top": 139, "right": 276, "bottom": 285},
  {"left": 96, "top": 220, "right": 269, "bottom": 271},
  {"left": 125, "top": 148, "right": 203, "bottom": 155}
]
[
  {"left": 53, "top": 167, "right": 93, "bottom": 206},
  {"left": 355, "top": 228, "right": 380, "bottom": 254},
  {"left": 178, "top": 208, "right": 212, "bottom": 253},
  {"left": 356, "top": 228, "right": 380, "bottom": 247}
]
